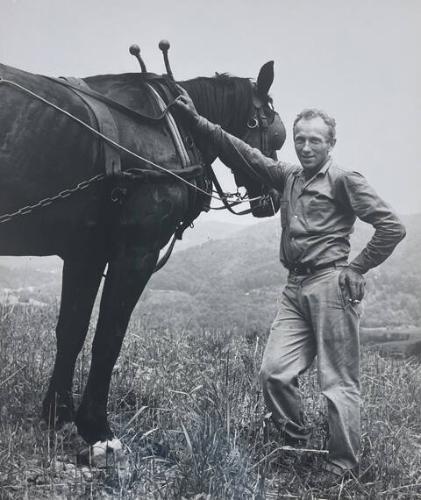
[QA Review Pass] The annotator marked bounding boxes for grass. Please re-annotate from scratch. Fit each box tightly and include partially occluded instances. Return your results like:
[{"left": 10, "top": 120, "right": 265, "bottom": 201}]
[{"left": 0, "top": 303, "right": 420, "bottom": 499}]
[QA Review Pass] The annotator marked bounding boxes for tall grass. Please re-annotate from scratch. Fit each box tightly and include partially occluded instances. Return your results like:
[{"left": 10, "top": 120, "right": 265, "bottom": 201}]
[{"left": 0, "top": 303, "right": 420, "bottom": 498}]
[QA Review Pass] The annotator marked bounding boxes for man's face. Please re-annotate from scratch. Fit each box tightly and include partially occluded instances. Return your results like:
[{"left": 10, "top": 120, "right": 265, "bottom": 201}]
[{"left": 294, "top": 117, "right": 335, "bottom": 172}]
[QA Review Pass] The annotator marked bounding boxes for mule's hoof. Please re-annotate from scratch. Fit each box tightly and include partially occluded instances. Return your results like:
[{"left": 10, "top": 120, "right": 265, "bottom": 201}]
[
  {"left": 92, "top": 438, "right": 123, "bottom": 455},
  {"left": 77, "top": 438, "right": 125, "bottom": 467}
]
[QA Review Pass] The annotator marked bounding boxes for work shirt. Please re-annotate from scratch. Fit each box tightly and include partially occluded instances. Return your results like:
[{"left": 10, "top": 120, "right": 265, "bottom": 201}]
[{"left": 194, "top": 117, "right": 406, "bottom": 274}]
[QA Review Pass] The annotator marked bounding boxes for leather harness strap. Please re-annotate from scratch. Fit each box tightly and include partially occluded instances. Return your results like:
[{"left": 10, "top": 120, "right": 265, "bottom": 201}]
[
  {"left": 60, "top": 76, "right": 121, "bottom": 177},
  {"left": 143, "top": 81, "right": 206, "bottom": 273},
  {"left": 45, "top": 74, "right": 175, "bottom": 123},
  {"left": 61, "top": 76, "right": 198, "bottom": 274},
  {"left": 146, "top": 83, "right": 191, "bottom": 168},
  {"left": 209, "top": 167, "right": 253, "bottom": 216}
]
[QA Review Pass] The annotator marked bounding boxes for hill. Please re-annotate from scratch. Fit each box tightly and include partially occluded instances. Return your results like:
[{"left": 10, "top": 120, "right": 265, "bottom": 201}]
[
  {"left": 173, "top": 217, "right": 245, "bottom": 251},
  {"left": 141, "top": 213, "right": 421, "bottom": 331},
  {"left": 0, "top": 214, "right": 420, "bottom": 331}
]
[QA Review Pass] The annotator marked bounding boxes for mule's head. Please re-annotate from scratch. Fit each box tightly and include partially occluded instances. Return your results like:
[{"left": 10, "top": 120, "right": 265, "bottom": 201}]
[
  {"left": 180, "top": 63, "right": 286, "bottom": 217},
  {"left": 233, "top": 61, "right": 286, "bottom": 217}
]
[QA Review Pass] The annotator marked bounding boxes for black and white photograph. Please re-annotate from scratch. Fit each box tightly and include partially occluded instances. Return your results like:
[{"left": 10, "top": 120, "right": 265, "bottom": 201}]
[{"left": 0, "top": 0, "right": 420, "bottom": 498}]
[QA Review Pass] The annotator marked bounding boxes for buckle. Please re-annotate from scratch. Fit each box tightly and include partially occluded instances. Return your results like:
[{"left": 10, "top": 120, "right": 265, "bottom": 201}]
[{"left": 291, "top": 264, "right": 312, "bottom": 275}]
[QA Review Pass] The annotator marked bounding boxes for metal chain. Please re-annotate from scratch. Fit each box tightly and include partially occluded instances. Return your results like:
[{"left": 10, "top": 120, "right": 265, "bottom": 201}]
[{"left": 0, "top": 174, "right": 105, "bottom": 224}]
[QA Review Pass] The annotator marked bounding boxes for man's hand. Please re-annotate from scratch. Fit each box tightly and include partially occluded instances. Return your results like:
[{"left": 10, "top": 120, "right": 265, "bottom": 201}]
[
  {"left": 338, "top": 267, "right": 365, "bottom": 304},
  {"left": 173, "top": 92, "right": 200, "bottom": 126}
]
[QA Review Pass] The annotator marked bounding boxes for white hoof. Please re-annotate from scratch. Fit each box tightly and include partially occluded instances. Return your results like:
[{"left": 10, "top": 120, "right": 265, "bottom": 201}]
[
  {"left": 92, "top": 438, "right": 123, "bottom": 456},
  {"left": 78, "top": 438, "right": 126, "bottom": 467}
]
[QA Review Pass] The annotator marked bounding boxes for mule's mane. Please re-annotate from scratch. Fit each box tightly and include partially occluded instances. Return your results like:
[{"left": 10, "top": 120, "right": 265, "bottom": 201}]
[{"left": 180, "top": 74, "right": 253, "bottom": 138}]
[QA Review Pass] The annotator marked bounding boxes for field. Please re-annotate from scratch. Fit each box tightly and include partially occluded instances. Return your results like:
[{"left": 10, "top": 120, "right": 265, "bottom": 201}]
[{"left": 1, "top": 303, "right": 421, "bottom": 499}]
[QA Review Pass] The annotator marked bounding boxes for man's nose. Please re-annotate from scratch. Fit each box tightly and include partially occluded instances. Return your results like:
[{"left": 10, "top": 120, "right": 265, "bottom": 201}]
[{"left": 302, "top": 140, "right": 311, "bottom": 152}]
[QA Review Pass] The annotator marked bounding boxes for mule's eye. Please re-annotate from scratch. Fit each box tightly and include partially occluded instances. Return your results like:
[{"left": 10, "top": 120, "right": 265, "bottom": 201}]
[{"left": 247, "top": 117, "right": 259, "bottom": 129}]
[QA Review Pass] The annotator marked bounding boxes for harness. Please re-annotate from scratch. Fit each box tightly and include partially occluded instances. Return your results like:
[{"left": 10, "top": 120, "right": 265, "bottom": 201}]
[
  {"left": 59, "top": 76, "right": 122, "bottom": 177},
  {"left": 0, "top": 72, "right": 275, "bottom": 270},
  {"left": 49, "top": 74, "right": 209, "bottom": 271},
  {"left": 213, "top": 97, "right": 283, "bottom": 217}
]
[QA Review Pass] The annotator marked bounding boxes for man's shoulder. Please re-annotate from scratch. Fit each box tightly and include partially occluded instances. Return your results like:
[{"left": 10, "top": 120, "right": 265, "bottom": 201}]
[
  {"left": 276, "top": 161, "right": 301, "bottom": 177},
  {"left": 328, "top": 162, "right": 365, "bottom": 184}
]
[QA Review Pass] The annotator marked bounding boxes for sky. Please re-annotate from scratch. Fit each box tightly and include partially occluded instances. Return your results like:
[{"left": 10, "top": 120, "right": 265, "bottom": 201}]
[{"left": 1, "top": 0, "right": 420, "bottom": 225}]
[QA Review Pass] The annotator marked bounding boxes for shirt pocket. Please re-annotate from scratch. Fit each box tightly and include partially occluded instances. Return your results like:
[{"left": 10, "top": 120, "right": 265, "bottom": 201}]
[{"left": 305, "top": 193, "right": 333, "bottom": 229}]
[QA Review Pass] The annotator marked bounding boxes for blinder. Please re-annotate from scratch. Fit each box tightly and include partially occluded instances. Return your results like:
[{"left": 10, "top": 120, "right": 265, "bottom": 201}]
[{"left": 243, "top": 100, "right": 285, "bottom": 159}]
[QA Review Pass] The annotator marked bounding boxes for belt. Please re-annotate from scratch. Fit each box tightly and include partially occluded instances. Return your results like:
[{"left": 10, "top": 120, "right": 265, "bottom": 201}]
[{"left": 288, "top": 260, "right": 347, "bottom": 276}]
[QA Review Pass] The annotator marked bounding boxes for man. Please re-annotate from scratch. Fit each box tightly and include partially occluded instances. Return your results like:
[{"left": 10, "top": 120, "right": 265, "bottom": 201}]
[{"left": 175, "top": 96, "right": 406, "bottom": 475}]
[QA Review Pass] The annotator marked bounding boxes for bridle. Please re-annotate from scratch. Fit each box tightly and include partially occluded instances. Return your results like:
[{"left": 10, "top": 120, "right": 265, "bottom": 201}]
[
  {"left": 210, "top": 93, "right": 281, "bottom": 215},
  {"left": 243, "top": 95, "right": 276, "bottom": 158}
]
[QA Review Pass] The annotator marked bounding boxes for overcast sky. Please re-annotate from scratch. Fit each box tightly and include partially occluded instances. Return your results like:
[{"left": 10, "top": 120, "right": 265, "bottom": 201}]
[{"left": 2, "top": 0, "right": 420, "bottom": 224}]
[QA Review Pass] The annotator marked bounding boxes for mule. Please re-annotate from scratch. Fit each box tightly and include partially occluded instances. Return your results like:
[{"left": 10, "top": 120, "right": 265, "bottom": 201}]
[{"left": 0, "top": 56, "right": 286, "bottom": 456}]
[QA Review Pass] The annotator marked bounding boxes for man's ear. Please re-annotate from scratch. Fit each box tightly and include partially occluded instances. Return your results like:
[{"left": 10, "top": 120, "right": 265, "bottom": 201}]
[{"left": 329, "top": 138, "right": 337, "bottom": 152}]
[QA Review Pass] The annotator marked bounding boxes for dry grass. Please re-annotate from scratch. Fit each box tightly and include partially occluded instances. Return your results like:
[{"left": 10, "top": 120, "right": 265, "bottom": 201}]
[{"left": 0, "top": 303, "right": 420, "bottom": 499}]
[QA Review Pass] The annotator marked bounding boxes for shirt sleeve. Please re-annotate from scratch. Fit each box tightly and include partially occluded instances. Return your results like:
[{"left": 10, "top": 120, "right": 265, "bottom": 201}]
[
  {"left": 337, "top": 171, "right": 406, "bottom": 274},
  {"left": 193, "top": 116, "right": 294, "bottom": 192}
]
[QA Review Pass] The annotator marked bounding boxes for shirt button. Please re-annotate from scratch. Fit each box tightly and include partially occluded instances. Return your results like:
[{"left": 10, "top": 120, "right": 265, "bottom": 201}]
[{"left": 294, "top": 215, "right": 298, "bottom": 218}]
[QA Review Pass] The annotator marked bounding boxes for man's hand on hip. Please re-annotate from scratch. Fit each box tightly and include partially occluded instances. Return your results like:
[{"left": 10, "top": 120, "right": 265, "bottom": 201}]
[{"left": 339, "top": 267, "right": 365, "bottom": 304}]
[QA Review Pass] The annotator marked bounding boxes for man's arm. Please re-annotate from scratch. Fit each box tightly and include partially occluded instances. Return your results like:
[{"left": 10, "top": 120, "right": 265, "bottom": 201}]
[
  {"left": 338, "top": 171, "right": 406, "bottom": 275},
  {"left": 174, "top": 94, "right": 293, "bottom": 192},
  {"left": 194, "top": 116, "right": 291, "bottom": 191}
]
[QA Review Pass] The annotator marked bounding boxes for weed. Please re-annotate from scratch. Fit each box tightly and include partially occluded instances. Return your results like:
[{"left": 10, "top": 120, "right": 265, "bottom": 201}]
[{"left": 0, "top": 304, "right": 420, "bottom": 498}]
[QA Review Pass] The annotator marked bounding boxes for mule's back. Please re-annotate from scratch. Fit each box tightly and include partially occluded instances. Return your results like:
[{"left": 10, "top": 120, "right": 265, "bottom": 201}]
[{"left": 0, "top": 64, "right": 201, "bottom": 255}]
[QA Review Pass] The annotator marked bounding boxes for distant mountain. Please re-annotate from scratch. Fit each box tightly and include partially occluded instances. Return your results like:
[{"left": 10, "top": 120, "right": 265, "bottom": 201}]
[
  {"left": 142, "top": 213, "right": 421, "bottom": 330},
  {"left": 0, "top": 219, "right": 244, "bottom": 306},
  {"left": 0, "top": 255, "right": 62, "bottom": 273},
  {"left": 172, "top": 218, "right": 245, "bottom": 252},
  {"left": 0, "top": 213, "right": 420, "bottom": 331},
  {"left": 0, "top": 219, "right": 244, "bottom": 271}
]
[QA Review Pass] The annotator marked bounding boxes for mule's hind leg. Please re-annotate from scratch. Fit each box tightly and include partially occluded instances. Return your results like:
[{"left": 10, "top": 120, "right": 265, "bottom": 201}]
[
  {"left": 75, "top": 246, "right": 158, "bottom": 444},
  {"left": 42, "top": 256, "right": 106, "bottom": 428}
]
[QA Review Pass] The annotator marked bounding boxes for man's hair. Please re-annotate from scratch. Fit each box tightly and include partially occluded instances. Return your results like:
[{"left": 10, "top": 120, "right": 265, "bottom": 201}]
[{"left": 293, "top": 109, "right": 336, "bottom": 145}]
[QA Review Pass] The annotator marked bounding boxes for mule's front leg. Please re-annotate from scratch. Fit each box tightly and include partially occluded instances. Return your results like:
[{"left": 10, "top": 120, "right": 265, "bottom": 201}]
[
  {"left": 75, "top": 246, "right": 158, "bottom": 444},
  {"left": 43, "top": 256, "right": 106, "bottom": 428}
]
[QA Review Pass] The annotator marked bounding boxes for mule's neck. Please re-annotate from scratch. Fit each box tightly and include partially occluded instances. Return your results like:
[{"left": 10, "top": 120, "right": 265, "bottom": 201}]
[{"left": 179, "top": 76, "right": 253, "bottom": 139}]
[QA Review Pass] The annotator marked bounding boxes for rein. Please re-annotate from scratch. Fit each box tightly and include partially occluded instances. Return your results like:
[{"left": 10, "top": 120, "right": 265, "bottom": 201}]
[
  {"left": 209, "top": 168, "right": 256, "bottom": 215},
  {"left": 207, "top": 97, "right": 278, "bottom": 216}
]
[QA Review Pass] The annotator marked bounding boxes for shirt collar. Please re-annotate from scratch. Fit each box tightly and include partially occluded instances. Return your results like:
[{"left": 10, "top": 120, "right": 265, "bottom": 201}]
[{"left": 296, "top": 156, "right": 332, "bottom": 180}]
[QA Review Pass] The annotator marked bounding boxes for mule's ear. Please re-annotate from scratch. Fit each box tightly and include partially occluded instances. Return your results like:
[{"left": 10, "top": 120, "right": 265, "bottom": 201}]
[{"left": 257, "top": 61, "right": 274, "bottom": 97}]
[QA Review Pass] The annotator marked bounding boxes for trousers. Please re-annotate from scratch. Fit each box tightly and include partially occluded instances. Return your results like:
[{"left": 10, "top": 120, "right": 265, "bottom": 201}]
[{"left": 260, "top": 267, "right": 362, "bottom": 470}]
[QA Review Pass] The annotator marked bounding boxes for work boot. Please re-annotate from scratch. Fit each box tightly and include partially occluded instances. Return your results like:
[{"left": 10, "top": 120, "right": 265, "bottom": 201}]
[{"left": 322, "top": 459, "right": 358, "bottom": 481}]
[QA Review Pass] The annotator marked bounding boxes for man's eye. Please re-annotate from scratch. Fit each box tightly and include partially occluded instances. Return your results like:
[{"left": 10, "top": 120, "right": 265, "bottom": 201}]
[{"left": 310, "top": 139, "right": 322, "bottom": 145}]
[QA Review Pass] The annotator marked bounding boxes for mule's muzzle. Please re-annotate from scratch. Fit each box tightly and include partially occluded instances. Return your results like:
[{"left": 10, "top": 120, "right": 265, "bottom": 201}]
[{"left": 269, "top": 113, "right": 286, "bottom": 153}]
